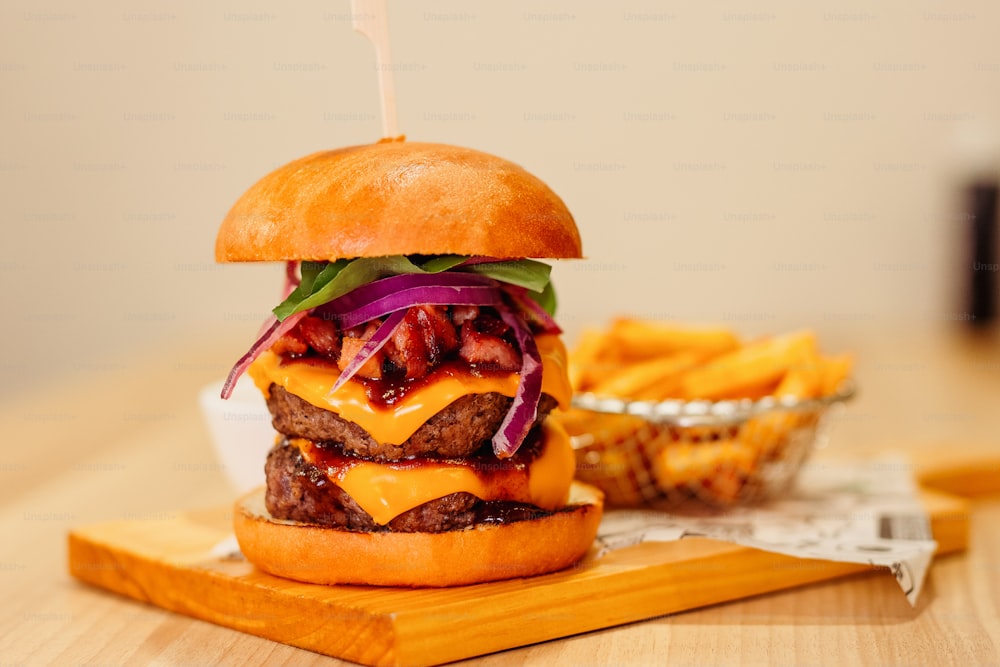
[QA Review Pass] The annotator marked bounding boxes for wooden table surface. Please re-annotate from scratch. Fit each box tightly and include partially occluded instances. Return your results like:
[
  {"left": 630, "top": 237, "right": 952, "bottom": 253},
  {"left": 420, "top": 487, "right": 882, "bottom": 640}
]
[{"left": 2, "top": 326, "right": 999, "bottom": 666}]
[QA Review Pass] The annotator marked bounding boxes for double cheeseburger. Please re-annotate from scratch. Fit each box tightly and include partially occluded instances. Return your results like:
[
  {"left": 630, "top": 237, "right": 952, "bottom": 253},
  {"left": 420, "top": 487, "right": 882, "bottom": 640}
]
[{"left": 217, "top": 140, "right": 603, "bottom": 587}]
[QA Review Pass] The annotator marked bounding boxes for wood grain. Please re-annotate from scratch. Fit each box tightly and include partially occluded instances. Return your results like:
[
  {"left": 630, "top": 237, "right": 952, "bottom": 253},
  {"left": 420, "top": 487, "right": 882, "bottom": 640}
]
[{"left": 68, "top": 489, "right": 968, "bottom": 667}]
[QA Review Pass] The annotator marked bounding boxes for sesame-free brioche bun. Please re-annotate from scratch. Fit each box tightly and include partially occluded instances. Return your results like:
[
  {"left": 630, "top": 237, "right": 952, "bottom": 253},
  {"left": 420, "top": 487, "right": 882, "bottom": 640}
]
[
  {"left": 216, "top": 140, "right": 582, "bottom": 262},
  {"left": 233, "top": 482, "right": 604, "bottom": 587}
]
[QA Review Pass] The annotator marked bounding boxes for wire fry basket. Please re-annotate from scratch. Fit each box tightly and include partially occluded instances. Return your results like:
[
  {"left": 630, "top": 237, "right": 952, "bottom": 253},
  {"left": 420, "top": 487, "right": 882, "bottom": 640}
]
[{"left": 563, "top": 383, "right": 855, "bottom": 507}]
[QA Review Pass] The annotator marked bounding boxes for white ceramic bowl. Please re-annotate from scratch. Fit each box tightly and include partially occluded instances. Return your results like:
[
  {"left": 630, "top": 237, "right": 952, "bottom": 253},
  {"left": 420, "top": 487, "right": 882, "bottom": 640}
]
[{"left": 198, "top": 379, "right": 275, "bottom": 493}]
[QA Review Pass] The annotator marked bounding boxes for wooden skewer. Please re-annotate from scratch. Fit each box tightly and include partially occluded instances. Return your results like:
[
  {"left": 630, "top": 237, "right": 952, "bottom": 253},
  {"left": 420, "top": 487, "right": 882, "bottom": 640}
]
[{"left": 351, "top": 0, "right": 399, "bottom": 139}]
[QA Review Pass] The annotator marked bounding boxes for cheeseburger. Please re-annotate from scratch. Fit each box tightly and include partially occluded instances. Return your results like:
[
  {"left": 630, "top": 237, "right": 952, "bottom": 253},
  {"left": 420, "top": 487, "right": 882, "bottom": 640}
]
[{"left": 217, "top": 140, "right": 603, "bottom": 587}]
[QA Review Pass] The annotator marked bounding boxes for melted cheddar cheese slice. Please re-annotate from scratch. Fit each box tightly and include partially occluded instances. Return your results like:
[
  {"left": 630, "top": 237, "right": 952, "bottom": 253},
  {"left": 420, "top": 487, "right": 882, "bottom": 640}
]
[
  {"left": 292, "top": 419, "right": 575, "bottom": 525},
  {"left": 248, "top": 334, "right": 572, "bottom": 446}
]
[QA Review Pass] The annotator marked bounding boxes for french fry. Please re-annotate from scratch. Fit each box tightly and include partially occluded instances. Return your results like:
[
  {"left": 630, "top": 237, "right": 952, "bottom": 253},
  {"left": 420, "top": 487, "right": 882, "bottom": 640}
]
[
  {"left": 819, "top": 353, "right": 854, "bottom": 396},
  {"left": 554, "top": 410, "right": 646, "bottom": 444},
  {"left": 561, "top": 411, "right": 652, "bottom": 506},
  {"left": 550, "top": 408, "right": 602, "bottom": 437},
  {"left": 575, "top": 443, "right": 647, "bottom": 507},
  {"left": 679, "top": 330, "right": 817, "bottom": 400},
  {"left": 651, "top": 439, "right": 759, "bottom": 504},
  {"left": 588, "top": 351, "right": 704, "bottom": 400},
  {"left": 775, "top": 351, "right": 823, "bottom": 400},
  {"left": 567, "top": 328, "right": 609, "bottom": 391},
  {"left": 606, "top": 319, "right": 739, "bottom": 361},
  {"left": 736, "top": 380, "right": 785, "bottom": 400}
]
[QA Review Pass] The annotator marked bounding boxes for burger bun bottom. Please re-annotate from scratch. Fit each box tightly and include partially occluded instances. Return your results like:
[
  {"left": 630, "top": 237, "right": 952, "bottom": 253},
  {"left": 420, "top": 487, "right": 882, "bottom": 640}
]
[{"left": 233, "top": 482, "right": 604, "bottom": 587}]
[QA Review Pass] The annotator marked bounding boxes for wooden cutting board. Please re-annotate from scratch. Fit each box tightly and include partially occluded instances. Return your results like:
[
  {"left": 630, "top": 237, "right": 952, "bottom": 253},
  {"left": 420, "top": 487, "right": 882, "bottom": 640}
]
[{"left": 68, "top": 467, "right": 973, "bottom": 667}]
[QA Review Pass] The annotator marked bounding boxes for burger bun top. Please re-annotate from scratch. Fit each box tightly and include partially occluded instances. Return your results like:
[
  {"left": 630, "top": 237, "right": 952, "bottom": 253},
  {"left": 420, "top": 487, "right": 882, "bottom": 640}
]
[{"left": 216, "top": 140, "right": 582, "bottom": 262}]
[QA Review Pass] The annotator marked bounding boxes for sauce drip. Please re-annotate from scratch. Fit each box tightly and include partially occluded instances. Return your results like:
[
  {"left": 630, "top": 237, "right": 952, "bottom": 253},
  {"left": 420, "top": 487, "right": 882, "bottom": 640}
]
[{"left": 472, "top": 500, "right": 555, "bottom": 525}]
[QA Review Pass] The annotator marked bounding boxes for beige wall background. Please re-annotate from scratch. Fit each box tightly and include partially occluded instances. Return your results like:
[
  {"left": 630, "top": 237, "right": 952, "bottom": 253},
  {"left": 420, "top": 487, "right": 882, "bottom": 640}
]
[{"left": 2, "top": 0, "right": 999, "bottom": 404}]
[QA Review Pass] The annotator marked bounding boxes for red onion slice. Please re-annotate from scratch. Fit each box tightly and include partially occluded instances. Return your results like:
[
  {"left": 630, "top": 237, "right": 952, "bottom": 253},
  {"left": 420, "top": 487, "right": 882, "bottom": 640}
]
[
  {"left": 329, "top": 309, "right": 406, "bottom": 394},
  {"left": 320, "top": 272, "right": 503, "bottom": 329},
  {"left": 220, "top": 309, "right": 308, "bottom": 399},
  {"left": 502, "top": 285, "right": 561, "bottom": 335},
  {"left": 492, "top": 307, "right": 544, "bottom": 458}
]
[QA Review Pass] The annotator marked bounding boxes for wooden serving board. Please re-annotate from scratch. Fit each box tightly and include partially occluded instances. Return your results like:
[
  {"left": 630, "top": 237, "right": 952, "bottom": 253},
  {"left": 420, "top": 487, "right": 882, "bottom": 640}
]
[{"left": 68, "top": 483, "right": 970, "bottom": 667}]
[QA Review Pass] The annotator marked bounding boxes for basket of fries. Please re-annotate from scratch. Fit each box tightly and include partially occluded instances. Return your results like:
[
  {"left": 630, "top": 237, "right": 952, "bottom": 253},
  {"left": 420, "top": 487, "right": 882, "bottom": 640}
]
[{"left": 557, "top": 320, "right": 854, "bottom": 507}]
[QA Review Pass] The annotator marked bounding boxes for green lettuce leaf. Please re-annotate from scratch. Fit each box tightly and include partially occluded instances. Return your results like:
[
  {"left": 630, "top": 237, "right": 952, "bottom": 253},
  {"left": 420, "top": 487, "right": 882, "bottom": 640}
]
[
  {"left": 272, "top": 255, "right": 557, "bottom": 320},
  {"left": 416, "top": 255, "right": 467, "bottom": 273},
  {"left": 527, "top": 280, "right": 557, "bottom": 316},
  {"left": 461, "top": 259, "right": 551, "bottom": 293},
  {"left": 273, "top": 259, "right": 348, "bottom": 320}
]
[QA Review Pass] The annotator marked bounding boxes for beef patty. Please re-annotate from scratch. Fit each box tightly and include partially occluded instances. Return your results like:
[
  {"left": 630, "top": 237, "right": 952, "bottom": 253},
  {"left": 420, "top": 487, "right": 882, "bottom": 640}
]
[
  {"left": 264, "top": 438, "right": 554, "bottom": 533},
  {"left": 266, "top": 384, "right": 557, "bottom": 460}
]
